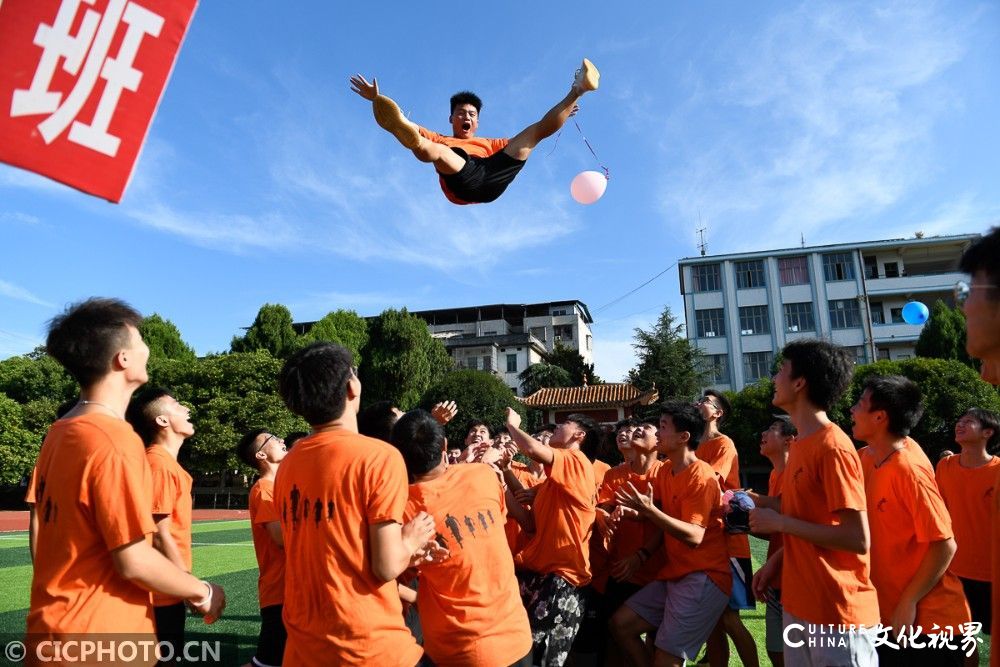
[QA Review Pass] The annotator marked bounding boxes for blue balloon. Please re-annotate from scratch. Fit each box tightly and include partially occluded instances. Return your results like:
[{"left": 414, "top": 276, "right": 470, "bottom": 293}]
[{"left": 902, "top": 301, "right": 929, "bottom": 325}]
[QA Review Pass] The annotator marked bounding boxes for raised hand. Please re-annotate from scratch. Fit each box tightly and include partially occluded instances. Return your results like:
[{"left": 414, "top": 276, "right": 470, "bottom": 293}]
[
  {"left": 349, "top": 73, "right": 379, "bottom": 101},
  {"left": 615, "top": 481, "right": 655, "bottom": 515},
  {"left": 505, "top": 407, "right": 522, "bottom": 431},
  {"left": 431, "top": 401, "right": 458, "bottom": 425},
  {"left": 402, "top": 511, "right": 436, "bottom": 554}
]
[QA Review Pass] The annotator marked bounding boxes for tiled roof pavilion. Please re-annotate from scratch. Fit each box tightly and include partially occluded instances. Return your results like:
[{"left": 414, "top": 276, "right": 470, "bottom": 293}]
[{"left": 520, "top": 383, "right": 659, "bottom": 425}]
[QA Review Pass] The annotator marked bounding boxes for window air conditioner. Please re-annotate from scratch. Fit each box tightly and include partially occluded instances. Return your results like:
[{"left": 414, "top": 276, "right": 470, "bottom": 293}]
[
  {"left": 706, "top": 332, "right": 716, "bottom": 337},
  {"left": 788, "top": 325, "right": 798, "bottom": 332},
  {"left": 741, "top": 329, "right": 753, "bottom": 335}
]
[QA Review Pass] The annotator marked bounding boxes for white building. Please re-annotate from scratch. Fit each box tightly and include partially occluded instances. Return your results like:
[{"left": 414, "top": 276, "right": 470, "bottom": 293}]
[
  {"left": 411, "top": 301, "right": 594, "bottom": 395},
  {"left": 678, "top": 233, "right": 978, "bottom": 392}
]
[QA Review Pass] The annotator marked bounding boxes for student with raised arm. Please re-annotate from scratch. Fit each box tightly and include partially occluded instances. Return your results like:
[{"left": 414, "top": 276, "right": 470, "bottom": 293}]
[
  {"left": 274, "top": 342, "right": 439, "bottom": 666},
  {"left": 749, "top": 340, "right": 879, "bottom": 666},
  {"left": 27, "top": 299, "right": 225, "bottom": 664},
  {"left": 505, "top": 407, "right": 598, "bottom": 667}
]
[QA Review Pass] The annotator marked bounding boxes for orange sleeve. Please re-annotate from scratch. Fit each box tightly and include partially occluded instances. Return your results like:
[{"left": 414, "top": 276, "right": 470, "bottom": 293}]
[
  {"left": 364, "top": 449, "right": 409, "bottom": 525},
  {"left": 149, "top": 461, "right": 178, "bottom": 516},
  {"left": 24, "top": 465, "right": 38, "bottom": 504},
  {"left": 90, "top": 444, "right": 156, "bottom": 551},
  {"left": 254, "top": 483, "right": 280, "bottom": 524},
  {"left": 491, "top": 137, "right": 510, "bottom": 153},
  {"left": 703, "top": 441, "right": 737, "bottom": 486},
  {"left": 902, "top": 468, "right": 953, "bottom": 544},
  {"left": 679, "top": 470, "right": 719, "bottom": 528},
  {"left": 820, "top": 447, "right": 867, "bottom": 513},
  {"left": 596, "top": 470, "right": 619, "bottom": 505},
  {"left": 419, "top": 127, "right": 446, "bottom": 143}
]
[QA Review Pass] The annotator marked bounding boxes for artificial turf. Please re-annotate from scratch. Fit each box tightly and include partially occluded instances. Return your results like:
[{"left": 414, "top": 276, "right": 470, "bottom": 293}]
[{"left": 0, "top": 523, "right": 988, "bottom": 665}]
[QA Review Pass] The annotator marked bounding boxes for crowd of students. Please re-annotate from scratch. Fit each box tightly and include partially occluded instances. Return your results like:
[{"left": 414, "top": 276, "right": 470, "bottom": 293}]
[{"left": 19, "top": 227, "right": 1000, "bottom": 667}]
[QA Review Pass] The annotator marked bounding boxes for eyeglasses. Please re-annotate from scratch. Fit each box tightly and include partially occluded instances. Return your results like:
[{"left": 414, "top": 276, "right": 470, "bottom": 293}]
[
  {"left": 255, "top": 434, "right": 281, "bottom": 456},
  {"left": 955, "top": 280, "right": 1000, "bottom": 305},
  {"left": 696, "top": 397, "right": 719, "bottom": 409}
]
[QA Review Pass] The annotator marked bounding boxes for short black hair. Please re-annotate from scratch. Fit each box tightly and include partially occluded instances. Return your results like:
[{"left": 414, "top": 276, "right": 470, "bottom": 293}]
[
  {"left": 56, "top": 399, "right": 78, "bottom": 419},
  {"left": 464, "top": 419, "right": 491, "bottom": 438},
  {"left": 450, "top": 91, "right": 482, "bottom": 115},
  {"left": 237, "top": 428, "right": 270, "bottom": 469},
  {"left": 660, "top": 400, "right": 706, "bottom": 448},
  {"left": 771, "top": 414, "right": 797, "bottom": 437},
  {"left": 279, "top": 342, "right": 354, "bottom": 426},
  {"left": 963, "top": 408, "right": 1000, "bottom": 451},
  {"left": 703, "top": 389, "right": 733, "bottom": 424},
  {"left": 565, "top": 413, "right": 601, "bottom": 458},
  {"left": 126, "top": 387, "right": 173, "bottom": 446},
  {"left": 285, "top": 431, "right": 308, "bottom": 450},
  {"left": 863, "top": 375, "right": 925, "bottom": 437},
  {"left": 614, "top": 417, "right": 641, "bottom": 434},
  {"left": 358, "top": 400, "right": 399, "bottom": 443},
  {"left": 46, "top": 298, "right": 143, "bottom": 388},
  {"left": 782, "top": 339, "right": 854, "bottom": 411},
  {"left": 960, "top": 228, "right": 1000, "bottom": 291},
  {"left": 391, "top": 409, "right": 446, "bottom": 477},
  {"left": 537, "top": 423, "right": 557, "bottom": 433}
]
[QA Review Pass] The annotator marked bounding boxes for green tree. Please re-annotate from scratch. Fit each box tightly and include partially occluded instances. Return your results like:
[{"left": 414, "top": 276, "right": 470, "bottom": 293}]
[
  {"left": 544, "top": 344, "right": 599, "bottom": 385},
  {"left": 915, "top": 300, "right": 973, "bottom": 368},
  {"left": 303, "top": 310, "right": 369, "bottom": 365},
  {"left": 518, "top": 362, "right": 574, "bottom": 397},
  {"left": 0, "top": 351, "right": 76, "bottom": 405},
  {"left": 627, "top": 306, "right": 704, "bottom": 401},
  {"left": 419, "top": 369, "right": 526, "bottom": 445},
  {"left": 0, "top": 394, "right": 38, "bottom": 487},
  {"left": 723, "top": 380, "right": 776, "bottom": 471},
  {"left": 140, "top": 314, "right": 196, "bottom": 362},
  {"left": 847, "top": 358, "right": 1000, "bottom": 459},
  {"left": 360, "top": 309, "right": 452, "bottom": 410},
  {"left": 231, "top": 304, "right": 299, "bottom": 358}
]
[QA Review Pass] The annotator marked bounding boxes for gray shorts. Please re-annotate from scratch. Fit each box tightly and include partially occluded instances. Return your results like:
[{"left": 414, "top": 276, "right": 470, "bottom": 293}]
[
  {"left": 764, "top": 588, "right": 783, "bottom": 654},
  {"left": 625, "top": 572, "right": 729, "bottom": 661},
  {"left": 782, "top": 609, "right": 878, "bottom": 667}
]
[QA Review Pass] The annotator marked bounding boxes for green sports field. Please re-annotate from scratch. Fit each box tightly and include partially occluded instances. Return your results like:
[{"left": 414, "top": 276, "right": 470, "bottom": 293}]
[{"left": 0, "top": 523, "right": 988, "bottom": 666}]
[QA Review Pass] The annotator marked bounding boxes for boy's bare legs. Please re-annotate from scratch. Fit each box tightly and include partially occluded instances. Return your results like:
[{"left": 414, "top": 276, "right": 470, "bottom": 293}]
[{"left": 504, "top": 59, "right": 599, "bottom": 161}]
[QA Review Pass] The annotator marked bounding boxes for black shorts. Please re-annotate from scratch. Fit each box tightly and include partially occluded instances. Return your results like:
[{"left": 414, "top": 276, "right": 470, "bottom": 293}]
[
  {"left": 441, "top": 147, "right": 526, "bottom": 203},
  {"left": 959, "top": 576, "right": 992, "bottom": 631},
  {"left": 153, "top": 602, "right": 186, "bottom": 665},
  {"left": 253, "top": 604, "right": 287, "bottom": 666}
]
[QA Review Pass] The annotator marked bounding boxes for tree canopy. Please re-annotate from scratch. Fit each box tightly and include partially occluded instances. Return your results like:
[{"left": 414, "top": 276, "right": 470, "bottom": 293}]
[
  {"left": 627, "top": 306, "right": 704, "bottom": 400},
  {"left": 419, "top": 369, "right": 526, "bottom": 446}
]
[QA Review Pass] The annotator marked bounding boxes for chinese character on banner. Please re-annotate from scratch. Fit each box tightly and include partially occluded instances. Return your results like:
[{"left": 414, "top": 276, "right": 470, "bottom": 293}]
[{"left": 0, "top": 0, "right": 198, "bottom": 202}]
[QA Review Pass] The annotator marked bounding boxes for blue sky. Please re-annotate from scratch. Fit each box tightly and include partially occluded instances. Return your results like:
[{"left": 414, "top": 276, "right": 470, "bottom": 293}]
[{"left": 1, "top": 0, "right": 998, "bottom": 381}]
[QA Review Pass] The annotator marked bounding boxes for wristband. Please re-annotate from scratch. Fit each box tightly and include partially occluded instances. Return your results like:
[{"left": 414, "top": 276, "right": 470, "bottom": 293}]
[{"left": 191, "top": 580, "right": 212, "bottom": 608}]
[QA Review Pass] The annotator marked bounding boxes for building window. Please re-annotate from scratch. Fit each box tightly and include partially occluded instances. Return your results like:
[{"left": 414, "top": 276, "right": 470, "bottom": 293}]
[
  {"left": 884, "top": 262, "right": 899, "bottom": 278},
  {"left": 829, "top": 299, "right": 862, "bottom": 329},
  {"left": 700, "top": 354, "right": 730, "bottom": 385},
  {"left": 482, "top": 356, "right": 493, "bottom": 371},
  {"left": 778, "top": 256, "right": 809, "bottom": 286},
  {"left": 869, "top": 302, "right": 885, "bottom": 325},
  {"left": 743, "top": 351, "right": 774, "bottom": 383},
  {"left": 822, "top": 252, "right": 856, "bottom": 281},
  {"left": 551, "top": 308, "right": 568, "bottom": 316},
  {"left": 739, "top": 305, "right": 770, "bottom": 336},
  {"left": 863, "top": 256, "right": 878, "bottom": 279},
  {"left": 586, "top": 334, "right": 593, "bottom": 351},
  {"left": 848, "top": 346, "right": 868, "bottom": 365},
  {"left": 890, "top": 307, "right": 904, "bottom": 324},
  {"left": 783, "top": 302, "right": 815, "bottom": 332},
  {"left": 506, "top": 354, "right": 517, "bottom": 372},
  {"left": 878, "top": 348, "right": 890, "bottom": 361},
  {"left": 692, "top": 263, "right": 722, "bottom": 292},
  {"left": 695, "top": 308, "right": 726, "bottom": 338},
  {"left": 465, "top": 356, "right": 479, "bottom": 370},
  {"left": 530, "top": 326, "right": 547, "bottom": 342},
  {"left": 553, "top": 324, "right": 573, "bottom": 342},
  {"left": 735, "top": 260, "right": 766, "bottom": 289}
]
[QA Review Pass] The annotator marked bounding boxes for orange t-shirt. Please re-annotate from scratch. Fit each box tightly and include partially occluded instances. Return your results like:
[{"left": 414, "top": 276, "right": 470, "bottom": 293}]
[
  {"left": 597, "top": 461, "right": 666, "bottom": 586},
  {"left": 417, "top": 127, "right": 509, "bottom": 205},
  {"left": 273, "top": 429, "right": 422, "bottom": 667},
  {"left": 865, "top": 446, "right": 971, "bottom": 630},
  {"left": 696, "top": 434, "right": 751, "bottom": 559},
  {"left": 26, "top": 414, "right": 157, "bottom": 648},
  {"left": 406, "top": 464, "right": 532, "bottom": 667},
  {"left": 859, "top": 437, "right": 934, "bottom": 477},
  {"left": 505, "top": 463, "right": 544, "bottom": 555},
  {"left": 991, "top": 471, "right": 1000, "bottom": 665},
  {"left": 766, "top": 468, "right": 785, "bottom": 560},
  {"left": 780, "top": 423, "right": 880, "bottom": 626},
  {"left": 515, "top": 448, "right": 596, "bottom": 587},
  {"left": 250, "top": 478, "right": 285, "bottom": 608},
  {"left": 653, "top": 459, "right": 731, "bottom": 595},
  {"left": 936, "top": 455, "right": 1000, "bottom": 582},
  {"left": 24, "top": 463, "right": 38, "bottom": 504},
  {"left": 146, "top": 445, "right": 193, "bottom": 606}
]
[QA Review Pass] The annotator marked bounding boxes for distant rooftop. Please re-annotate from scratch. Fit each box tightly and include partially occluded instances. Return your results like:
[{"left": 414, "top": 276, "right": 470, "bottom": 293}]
[{"left": 521, "top": 383, "right": 659, "bottom": 409}]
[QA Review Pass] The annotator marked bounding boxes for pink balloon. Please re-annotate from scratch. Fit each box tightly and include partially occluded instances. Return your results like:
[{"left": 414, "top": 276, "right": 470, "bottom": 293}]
[{"left": 570, "top": 170, "right": 608, "bottom": 205}]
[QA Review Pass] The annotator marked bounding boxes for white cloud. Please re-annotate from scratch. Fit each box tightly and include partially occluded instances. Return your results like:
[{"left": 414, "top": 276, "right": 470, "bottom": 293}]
[
  {"left": 659, "top": 1, "right": 976, "bottom": 250},
  {"left": 0, "top": 211, "right": 41, "bottom": 225},
  {"left": 0, "top": 279, "right": 55, "bottom": 308}
]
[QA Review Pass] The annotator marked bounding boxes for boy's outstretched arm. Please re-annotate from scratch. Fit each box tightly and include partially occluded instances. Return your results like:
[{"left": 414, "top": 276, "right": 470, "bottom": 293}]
[{"left": 349, "top": 73, "right": 379, "bottom": 101}]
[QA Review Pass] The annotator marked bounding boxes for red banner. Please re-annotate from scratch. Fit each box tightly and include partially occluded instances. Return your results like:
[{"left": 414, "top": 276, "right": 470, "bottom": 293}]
[{"left": 0, "top": 0, "right": 197, "bottom": 202}]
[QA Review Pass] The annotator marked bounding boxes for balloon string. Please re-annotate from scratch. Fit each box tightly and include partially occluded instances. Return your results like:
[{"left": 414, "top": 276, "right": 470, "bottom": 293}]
[{"left": 574, "top": 120, "right": 610, "bottom": 180}]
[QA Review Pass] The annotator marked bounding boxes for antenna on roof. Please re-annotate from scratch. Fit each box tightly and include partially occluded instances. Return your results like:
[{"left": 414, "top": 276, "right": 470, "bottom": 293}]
[
  {"left": 801, "top": 232, "right": 805, "bottom": 248},
  {"left": 697, "top": 213, "right": 708, "bottom": 256}
]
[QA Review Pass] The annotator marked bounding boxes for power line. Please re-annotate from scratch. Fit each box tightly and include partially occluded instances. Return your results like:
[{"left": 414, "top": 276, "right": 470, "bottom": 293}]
[{"left": 592, "top": 261, "right": 678, "bottom": 315}]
